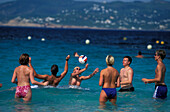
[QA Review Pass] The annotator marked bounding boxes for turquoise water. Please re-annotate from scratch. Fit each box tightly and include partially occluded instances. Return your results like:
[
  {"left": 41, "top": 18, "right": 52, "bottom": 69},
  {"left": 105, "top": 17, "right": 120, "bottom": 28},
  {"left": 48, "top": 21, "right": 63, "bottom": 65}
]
[{"left": 0, "top": 27, "right": 170, "bottom": 111}]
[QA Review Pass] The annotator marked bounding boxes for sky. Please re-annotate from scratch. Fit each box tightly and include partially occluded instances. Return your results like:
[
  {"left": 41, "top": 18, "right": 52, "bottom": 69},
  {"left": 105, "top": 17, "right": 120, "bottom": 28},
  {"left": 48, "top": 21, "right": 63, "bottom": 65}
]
[{"left": 0, "top": 0, "right": 170, "bottom": 4}]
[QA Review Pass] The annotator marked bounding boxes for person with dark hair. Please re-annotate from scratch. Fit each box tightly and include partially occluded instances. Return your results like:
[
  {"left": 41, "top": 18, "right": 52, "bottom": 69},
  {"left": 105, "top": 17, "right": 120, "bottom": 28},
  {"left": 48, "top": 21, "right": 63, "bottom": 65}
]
[
  {"left": 119, "top": 56, "right": 134, "bottom": 92},
  {"left": 74, "top": 52, "right": 79, "bottom": 57},
  {"left": 29, "top": 55, "right": 70, "bottom": 87},
  {"left": 11, "top": 53, "right": 48, "bottom": 102},
  {"left": 142, "top": 50, "right": 167, "bottom": 99},
  {"left": 99, "top": 55, "right": 120, "bottom": 106},
  {"left": 135, "top": 51, "right": 144, "bottom": 58}
]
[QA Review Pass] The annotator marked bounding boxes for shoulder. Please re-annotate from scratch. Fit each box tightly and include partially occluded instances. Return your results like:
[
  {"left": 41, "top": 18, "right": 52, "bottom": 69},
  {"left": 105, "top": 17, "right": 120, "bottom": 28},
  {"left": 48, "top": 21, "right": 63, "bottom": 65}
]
[
  {"left": 100, "top": 68, "right": 106, "bottom": 74},
  {"left": 120, "top": 68, "right": 124, "bottom": 72},
  {"left": 128, "top": 67, "right": 133, "bottom": 71}
]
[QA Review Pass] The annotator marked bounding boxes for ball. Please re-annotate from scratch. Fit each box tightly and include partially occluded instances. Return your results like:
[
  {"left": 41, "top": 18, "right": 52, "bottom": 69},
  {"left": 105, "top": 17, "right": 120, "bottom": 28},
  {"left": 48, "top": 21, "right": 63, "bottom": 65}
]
[
  {"left": 123, "top": 37, "right": 127, "bottom": 41},
  {"left": 78, "top": 55, "right": 87, "bottom": 64},
  {"left": 28, "top": 36, "right": 31, "bottom": 40},
  {"left": 147, "top": 44, "right": 152, "bottom": 50},
  {"left": 156, "top": 40, "right": 159, "bottom": 44},
  {"left": 161, "top": 41, "right": 164, "bottom": 45},
  {"left": 85, "top": 39, "right": 90, "bottom": 44},
  {"left": 41, "top": 38, "right": 45, "bottom": 41}
]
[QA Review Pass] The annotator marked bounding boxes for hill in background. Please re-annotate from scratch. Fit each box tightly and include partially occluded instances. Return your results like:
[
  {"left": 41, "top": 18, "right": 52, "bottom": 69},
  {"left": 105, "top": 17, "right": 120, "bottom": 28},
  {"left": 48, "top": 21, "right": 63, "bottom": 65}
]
[{"left": 0, "top": 0, "right": 169, "bottom": 30}]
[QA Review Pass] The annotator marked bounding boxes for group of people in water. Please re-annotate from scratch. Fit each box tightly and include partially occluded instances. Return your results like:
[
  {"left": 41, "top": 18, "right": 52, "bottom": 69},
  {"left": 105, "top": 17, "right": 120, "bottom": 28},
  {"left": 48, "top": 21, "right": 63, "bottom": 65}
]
[{"left": 6, "top": 49, "right": 167, "bottom": 105}]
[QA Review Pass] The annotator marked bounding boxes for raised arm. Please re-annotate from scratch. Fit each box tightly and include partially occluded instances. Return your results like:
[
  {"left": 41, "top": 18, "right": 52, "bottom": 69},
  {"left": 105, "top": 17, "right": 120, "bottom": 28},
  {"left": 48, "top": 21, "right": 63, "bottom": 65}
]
[
  {"left": 80, "top": 68, "right": 99, "bottom": 80},
  {"left": 11, "top": 68, "right": 18, "bottom": 84},
  {"left": 71, "top": 63, "right": 89, "bottom": 77},
  {"left": 58, "top": 55, "right": 70, "bottom": 81},
  {"left": 29, "top": 57, "right": 48, "bottom": 79},
  {"left": 29, "top": 68, "right": 48, "bottom": 86}
]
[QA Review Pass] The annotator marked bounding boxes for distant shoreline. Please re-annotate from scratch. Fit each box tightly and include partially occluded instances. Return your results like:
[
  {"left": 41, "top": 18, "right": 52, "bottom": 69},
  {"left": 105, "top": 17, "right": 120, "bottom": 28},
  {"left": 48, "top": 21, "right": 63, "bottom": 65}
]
[{"left": 0, "top": 23, "right": 170, "bottom": 32}]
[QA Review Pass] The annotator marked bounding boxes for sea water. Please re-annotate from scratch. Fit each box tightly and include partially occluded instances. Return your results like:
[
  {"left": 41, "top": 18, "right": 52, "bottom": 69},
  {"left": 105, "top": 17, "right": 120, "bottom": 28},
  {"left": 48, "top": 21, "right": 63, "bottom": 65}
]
[{"left": 0, "top": 26, "right": 170, "bottom": 112}]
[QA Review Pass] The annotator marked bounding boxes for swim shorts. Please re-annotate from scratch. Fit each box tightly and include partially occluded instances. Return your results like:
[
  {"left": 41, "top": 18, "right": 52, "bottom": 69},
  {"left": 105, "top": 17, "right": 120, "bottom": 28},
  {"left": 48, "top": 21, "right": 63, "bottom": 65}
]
[
  {"left": 153, "top": 85, "right": 167, "bottom": 99},
  {"left": 118, "top": 87, "right": 134, "bottom": 92}
]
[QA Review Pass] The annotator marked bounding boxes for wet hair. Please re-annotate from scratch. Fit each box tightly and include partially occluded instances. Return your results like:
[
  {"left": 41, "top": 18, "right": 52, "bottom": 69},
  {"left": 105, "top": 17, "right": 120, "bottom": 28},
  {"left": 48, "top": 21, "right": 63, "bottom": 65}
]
[
  {"left": 156, "top": 50, "right": 166, "bottom": 60},
  {"left": 51, "top": 64, "right": 58, "bottom": 75},
  {"left": 106, "top": 55, "right": 114, "bottom": 66},
  {"left": 19, "top": 53, "right": 29, "bottom": 65},
  {"left": 124, "top": 56, "right": 132, "bottom": 65},
  {"left": 138, "top": 51, "right": 142, "bottom": 55}
]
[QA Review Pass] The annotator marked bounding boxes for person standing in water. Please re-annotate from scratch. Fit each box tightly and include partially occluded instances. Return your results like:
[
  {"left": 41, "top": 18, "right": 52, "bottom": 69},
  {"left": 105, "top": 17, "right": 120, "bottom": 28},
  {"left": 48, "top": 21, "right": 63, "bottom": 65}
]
[
  {"left": 69, "top": 63, "right": 99, "bottom": 86},
  {"left": 142, "top": 50, "right": 167, "bottom": 99},
  {"left": 11, "top": 53, "right": 48, "bottom": 102},
  {"left": 119, "top": 56, "right": 134, "bottom": 92},
  {"left": 29, "top": 55, "right": 70, "bottom": 87},
  {"left": 99, "top": 55, "right": 120, "bottom": 106}
]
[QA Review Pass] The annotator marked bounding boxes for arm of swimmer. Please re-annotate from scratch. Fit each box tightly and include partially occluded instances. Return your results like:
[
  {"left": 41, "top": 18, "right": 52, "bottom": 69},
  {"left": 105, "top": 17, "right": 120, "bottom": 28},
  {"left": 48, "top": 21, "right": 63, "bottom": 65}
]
[
  {"left": 80, "top": 68, "right": 99, "bottom": 80},
  {"left": 71, "top": 63, "right": 89, "bottom": 77},
  {"left": 99, "top": 70, "right": 104, "bottom": 86},
  {"left": 142, "top": 65, "right": 162, "bottom": 83},
  {"left": 11, "top": 69, "right": 18, "bottom": 84},
  {"left": 116, "top": 73, "right": 120, "bottom": 87},
  {"left": 58, "top": 55, "right": 70, "bottom": 81},
  {"left": 29, "top": 57, "right": 48, "bottom": 79},
  {"left": 120, "top": 68, "right": 133, "bottom": 85},
  {"left": 29, "top": 68, "right": 48, "bottom": 86}
]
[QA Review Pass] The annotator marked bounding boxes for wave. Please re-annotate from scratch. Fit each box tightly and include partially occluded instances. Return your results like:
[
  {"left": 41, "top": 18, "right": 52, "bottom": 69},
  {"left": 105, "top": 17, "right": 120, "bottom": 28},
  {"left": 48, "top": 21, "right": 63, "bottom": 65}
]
[{"left": 31, "top": 85, "right": 90, "bottom": 90}]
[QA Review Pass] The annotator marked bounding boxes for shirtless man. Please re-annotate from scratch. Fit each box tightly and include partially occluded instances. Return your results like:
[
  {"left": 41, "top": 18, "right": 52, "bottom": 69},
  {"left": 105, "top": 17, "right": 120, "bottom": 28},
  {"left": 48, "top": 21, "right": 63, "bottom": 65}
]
[
  {"left": 29, "top": 55, "right": 70, "bottom": 87},
  {"left": 11, "top": 53, "right": 48, "bottom": 102},
  {"left": 99, "top": 55, "right": 120, "bottom": 105},
  {"left": 119, "top": 56, "right": 134, "bottom": 92},
  {"left": 142, "top": 50, "right": 167, "bottom": 99},
  {"left": 69, "top": 63, "right": 99, "bottom": 86}
]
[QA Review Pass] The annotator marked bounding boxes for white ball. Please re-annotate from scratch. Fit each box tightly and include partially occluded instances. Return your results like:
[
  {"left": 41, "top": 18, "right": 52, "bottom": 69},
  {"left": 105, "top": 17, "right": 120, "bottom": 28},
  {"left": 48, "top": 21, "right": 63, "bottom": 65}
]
[
  {"left": 85, "top": 39, "right": 90, "bottom": 44},
  {"left": 28, "top": 36, "right": 31, "bottom": 40},
  {"left": 41, "top": 38, "right": 45, "bottom": 41},
  {"left": 78, "top": 55, "right": 87, "bottom": 64},
  {"left": 147, "top": 44, "right": 152, "bottom": 49}
]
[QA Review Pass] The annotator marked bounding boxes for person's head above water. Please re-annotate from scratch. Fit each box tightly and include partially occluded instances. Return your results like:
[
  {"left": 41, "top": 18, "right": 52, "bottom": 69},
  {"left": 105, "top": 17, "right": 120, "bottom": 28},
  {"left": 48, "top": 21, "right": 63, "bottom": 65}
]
[
  {"left": 51, "top": 64, "right": 58, "bottom": 75},
  {"left": 19, "top": 53, "right": 29, "bottom": 65},
  {"left": 138, "top": 51, "right": 142, "bottom": 55},
  {"left": 155, "top": 49, "right": 166, "bottom": 60},
  {"left": 123, "top": 56, "right": 132, "bottom": 65},
  {"left": 106, "top": 55, "right": 114, "bottom": 66}
]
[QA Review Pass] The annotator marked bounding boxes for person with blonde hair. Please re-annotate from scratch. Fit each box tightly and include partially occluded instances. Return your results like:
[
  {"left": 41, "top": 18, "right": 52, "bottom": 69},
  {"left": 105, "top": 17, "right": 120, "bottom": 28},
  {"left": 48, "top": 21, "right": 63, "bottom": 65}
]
[
  {"left": 99, "top": 55, "right": 120, "bottom": 105},
  {"left": 69, "top": 63, "right": 99, "bottom": 86}
]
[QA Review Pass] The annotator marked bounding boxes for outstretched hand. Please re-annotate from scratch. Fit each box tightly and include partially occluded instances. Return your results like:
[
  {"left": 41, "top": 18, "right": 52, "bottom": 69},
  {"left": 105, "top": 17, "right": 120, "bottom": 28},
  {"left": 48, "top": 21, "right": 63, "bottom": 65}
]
[
  {"left": 66, "top": 55, "right": 70, "bottom": 60},
  {"left": 94, "top": 68, "right": 99, "bottom": 74},
  {"left": 85, "top": 63, "right": 89, "bottom": 69},
  {"left": 142, "top": 78, "right": 148, "bottom": 84},
  {"left": 43, "top": 81, "right": 49, "bottom": 86}
]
